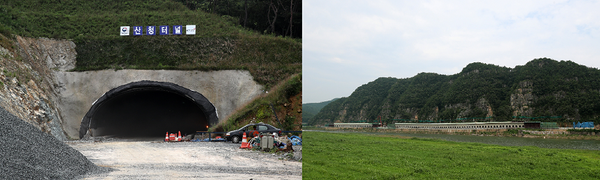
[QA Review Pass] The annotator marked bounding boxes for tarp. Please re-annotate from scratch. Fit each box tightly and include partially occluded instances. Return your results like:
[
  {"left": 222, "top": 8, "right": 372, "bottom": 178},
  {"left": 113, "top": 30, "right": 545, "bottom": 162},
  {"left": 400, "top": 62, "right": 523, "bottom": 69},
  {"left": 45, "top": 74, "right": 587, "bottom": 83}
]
[
  {"left": 573, "top": 122, "right": 594, "bottom": 128},
  {"left": 79, "top": 80, "right": 218, "bottom": 139},
  {"left": 289, "top": 135, "right": 302, "bottom": 146}
]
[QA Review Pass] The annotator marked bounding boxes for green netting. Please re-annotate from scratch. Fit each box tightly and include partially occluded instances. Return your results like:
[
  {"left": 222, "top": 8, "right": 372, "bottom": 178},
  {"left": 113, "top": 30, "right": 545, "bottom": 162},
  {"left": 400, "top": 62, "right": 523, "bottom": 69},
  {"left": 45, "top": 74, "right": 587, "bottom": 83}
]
[{"left": 541, "top": 122, "right": 559, "bottom": 129}]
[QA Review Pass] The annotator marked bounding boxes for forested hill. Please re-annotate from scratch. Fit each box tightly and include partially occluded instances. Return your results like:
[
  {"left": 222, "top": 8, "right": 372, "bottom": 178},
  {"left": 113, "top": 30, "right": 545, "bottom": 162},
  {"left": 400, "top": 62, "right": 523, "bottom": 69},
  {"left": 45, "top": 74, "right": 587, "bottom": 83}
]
[
  {"left": 302, "top": 98, "right": 339, "bottom": 124},
  {"left": 310, "top": 58, "right": 600, "bottom": 126}
]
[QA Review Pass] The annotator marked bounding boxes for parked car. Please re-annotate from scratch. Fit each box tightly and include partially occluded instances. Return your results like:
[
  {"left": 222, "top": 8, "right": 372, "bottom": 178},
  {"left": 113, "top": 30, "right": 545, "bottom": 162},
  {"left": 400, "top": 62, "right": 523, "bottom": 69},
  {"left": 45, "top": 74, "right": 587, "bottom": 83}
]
[{"left": 225, "top": 122, "right": 281, "bottom": 143}]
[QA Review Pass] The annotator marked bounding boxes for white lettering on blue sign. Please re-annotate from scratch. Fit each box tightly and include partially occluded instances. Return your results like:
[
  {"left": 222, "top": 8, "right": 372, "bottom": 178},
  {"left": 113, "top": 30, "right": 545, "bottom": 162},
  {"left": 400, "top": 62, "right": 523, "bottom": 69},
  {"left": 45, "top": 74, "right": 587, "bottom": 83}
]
[
  {"left": 160, "top": 25, "right": 169, "bottom": 35},
  {"left": 133, "top": 26, "right": 142, "bottom": 36},
  {"left": 173, "top": 25, "right": 182, "bottom": 35},
  {"left": 146, "top": 26, "right": 155, "bottom": 35},
  {"left": 121, "top": 25, "right": 196, "bottom": 36}
]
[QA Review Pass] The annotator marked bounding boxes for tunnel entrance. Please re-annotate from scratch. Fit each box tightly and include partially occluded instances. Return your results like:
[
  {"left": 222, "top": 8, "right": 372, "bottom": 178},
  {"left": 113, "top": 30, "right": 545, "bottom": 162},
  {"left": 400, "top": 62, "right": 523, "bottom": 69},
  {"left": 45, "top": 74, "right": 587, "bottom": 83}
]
[
  {"left": 92, "top": 89, "right": 206, "bottom": 137},
  {"left": 79, "top": 81, "right": 218, "bottom": 139}
]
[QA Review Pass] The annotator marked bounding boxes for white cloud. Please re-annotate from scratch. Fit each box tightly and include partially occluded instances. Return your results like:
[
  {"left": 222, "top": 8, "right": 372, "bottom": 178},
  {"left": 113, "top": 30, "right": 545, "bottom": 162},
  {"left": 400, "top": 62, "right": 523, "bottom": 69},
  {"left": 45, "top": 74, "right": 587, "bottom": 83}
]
[{"left": 304, "top": 0, "right": 600, "bottom": 103}]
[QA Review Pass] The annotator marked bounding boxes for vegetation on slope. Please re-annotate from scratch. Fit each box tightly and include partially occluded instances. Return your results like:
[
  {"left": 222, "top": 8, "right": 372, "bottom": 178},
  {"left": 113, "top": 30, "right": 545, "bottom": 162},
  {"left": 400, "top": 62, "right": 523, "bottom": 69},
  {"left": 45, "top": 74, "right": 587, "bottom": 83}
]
[
  {"left": 211, "top": 73, "right": 302, "bottom": 132},
  {"left": 512, "top": 60, "right": 600, "bottom": 119},
  {"left": 303, "top": 131, "right": 600, "bottom": 180},
  {"left": 74, "top": 34, "right": 300, "bottom": 87},
  {"left": 0, "top": 0, "right": 301, "bottom": 88},
  {"left": 312, "top": 58, "right": 600, "bottom": 125},
  {"left": 1, "top": 0, "right": 235, "bottom": 39},
  {"left": 0, "top": 33, "right": 41, "bottom": 91},
  {"left": 173, "top": 0, "right": 302, "bottom": 38}
]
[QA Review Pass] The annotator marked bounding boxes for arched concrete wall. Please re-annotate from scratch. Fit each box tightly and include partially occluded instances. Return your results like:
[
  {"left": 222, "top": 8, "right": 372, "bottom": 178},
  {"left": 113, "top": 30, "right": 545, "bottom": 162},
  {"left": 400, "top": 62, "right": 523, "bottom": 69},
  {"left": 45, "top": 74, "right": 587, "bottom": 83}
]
[
  {"left": 334, "top": 123, "right": 372, "bottom": 128},
  {"left": 54, "top": 69, "right": 263, "bottom": 139},
  {"left": 78, "top": 80, "right": 218, "bottom": 139}
]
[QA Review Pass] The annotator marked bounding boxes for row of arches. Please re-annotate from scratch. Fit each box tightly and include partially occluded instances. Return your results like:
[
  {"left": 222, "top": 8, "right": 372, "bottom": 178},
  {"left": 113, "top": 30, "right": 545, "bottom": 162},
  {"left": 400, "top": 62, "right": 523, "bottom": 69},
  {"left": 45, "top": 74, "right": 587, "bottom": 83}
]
[
  {"left": 395, "top": 123, "right": 524, "bottom": 130},
  {"left": 333, "top": 123, "right": 372, "bottom": 128}
]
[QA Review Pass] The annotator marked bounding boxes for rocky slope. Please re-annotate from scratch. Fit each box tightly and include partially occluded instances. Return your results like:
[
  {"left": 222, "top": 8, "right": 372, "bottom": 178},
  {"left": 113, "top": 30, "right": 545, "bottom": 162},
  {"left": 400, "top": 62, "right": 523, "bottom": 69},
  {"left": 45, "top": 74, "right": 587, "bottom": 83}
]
[
  {"left": 312, "top": 58, "right": 600, "bottom": 125},
  {"left": 0, "top": 34, "right": 72, "bottom": 140}
]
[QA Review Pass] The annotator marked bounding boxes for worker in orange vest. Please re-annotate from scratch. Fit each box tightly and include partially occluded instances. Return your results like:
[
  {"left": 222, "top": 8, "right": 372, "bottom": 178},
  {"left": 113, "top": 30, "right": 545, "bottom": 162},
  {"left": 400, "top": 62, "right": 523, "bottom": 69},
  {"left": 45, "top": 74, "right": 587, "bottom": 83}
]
[{"left": 251, "top": 126, "right": 259, "bottom": 137}]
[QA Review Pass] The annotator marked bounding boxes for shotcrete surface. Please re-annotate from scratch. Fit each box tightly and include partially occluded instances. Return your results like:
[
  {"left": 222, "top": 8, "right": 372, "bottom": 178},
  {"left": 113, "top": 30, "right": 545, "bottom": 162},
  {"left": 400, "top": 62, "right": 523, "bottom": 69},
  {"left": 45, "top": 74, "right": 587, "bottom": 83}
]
[{"left": 55, "top": 69, "right": 264, "bottom": 139}]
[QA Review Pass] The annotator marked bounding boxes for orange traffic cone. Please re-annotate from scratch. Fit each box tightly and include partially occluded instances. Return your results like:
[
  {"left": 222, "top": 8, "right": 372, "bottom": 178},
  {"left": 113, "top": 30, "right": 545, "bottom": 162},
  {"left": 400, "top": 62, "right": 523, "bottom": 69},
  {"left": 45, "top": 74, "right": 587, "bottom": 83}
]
[
  {"left": 169, "top": 133, "right": 175, "bottom": 141},
  {"left": 165, "top": 132, "right": 169, "bottom": 142},
  {"left": 177, "top": 131, "right": 182, "bottom": 141},
  {"left": 240, "top": 132, "right": 249, "bottom": 149}
]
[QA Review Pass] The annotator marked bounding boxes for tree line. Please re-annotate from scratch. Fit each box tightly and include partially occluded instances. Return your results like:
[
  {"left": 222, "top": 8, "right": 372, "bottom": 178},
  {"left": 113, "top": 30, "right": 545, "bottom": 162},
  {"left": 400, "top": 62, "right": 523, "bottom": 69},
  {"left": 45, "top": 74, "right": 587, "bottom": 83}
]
[{"left": 175, "top": 0, "right": 301, "bottom": 38}]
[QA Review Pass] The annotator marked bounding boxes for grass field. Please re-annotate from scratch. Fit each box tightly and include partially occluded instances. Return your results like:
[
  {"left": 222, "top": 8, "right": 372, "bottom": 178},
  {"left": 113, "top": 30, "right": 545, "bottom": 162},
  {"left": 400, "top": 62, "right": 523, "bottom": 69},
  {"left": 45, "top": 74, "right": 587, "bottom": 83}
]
[{"left": 303, "top": 131, "right": 600, "bottom": 180}]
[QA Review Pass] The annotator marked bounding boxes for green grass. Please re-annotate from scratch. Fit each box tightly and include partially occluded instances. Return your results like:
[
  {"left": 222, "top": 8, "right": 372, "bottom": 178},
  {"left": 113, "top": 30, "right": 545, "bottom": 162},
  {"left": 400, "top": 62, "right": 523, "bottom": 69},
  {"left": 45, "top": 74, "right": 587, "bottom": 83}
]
[
  {"left": 303, "top": 131, "right": 600, "bottom": 180},
  {"left": 568, "top": 129, "right": 600, "bottom": 133},
  {"left": 0, "top": 0, "right": 241, "bottom": 39},
  {"left": 73, "top": 34, "right": 301, "bottom": 88},
  {"left": 0, "top": 0, "right": 301, "bottom": 88}
]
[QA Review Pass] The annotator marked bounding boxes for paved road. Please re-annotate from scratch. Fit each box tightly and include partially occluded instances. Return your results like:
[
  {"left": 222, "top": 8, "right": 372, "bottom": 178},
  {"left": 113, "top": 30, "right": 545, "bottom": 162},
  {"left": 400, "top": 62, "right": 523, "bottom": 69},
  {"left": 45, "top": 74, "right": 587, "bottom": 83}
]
[{"left": 68, "top": 140, "right": 301, "bottom": 179}]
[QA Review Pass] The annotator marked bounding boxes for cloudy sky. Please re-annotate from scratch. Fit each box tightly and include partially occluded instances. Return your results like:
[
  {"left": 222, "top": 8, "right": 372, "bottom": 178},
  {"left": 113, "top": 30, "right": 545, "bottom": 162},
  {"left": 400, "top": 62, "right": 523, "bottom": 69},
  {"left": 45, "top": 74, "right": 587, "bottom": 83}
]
[{"left": 303, "top": 0, "right": 600, "bottom": 103}]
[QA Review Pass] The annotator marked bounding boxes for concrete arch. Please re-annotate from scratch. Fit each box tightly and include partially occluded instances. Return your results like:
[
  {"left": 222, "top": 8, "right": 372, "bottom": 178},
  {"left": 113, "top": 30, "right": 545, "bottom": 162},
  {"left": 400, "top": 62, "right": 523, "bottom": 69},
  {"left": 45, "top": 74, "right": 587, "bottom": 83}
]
[{"left": 78, "top": 80, "right": 218, "bottom": 138}]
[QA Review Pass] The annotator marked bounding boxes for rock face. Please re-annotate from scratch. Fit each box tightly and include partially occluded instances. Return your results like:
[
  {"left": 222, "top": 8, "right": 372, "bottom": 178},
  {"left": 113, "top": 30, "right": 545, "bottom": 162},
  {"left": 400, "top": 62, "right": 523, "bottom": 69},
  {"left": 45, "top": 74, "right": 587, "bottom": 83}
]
[
  {"left": 510, "top": 81, "right": 534, "bottom": 117},
  {"left": 0, "top": 35, "right": 71, "bottom": 140},
  {"left": 1, "top": 35, "right": 265, "bottom": 139}
]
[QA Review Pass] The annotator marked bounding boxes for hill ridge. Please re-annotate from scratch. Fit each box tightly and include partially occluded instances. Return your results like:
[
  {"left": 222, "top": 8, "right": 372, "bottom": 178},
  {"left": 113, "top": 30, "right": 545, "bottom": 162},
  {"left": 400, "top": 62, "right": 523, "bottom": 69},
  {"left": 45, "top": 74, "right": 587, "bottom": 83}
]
[{"left": 311, "top": 58, "right": 600, "bottom": 125}]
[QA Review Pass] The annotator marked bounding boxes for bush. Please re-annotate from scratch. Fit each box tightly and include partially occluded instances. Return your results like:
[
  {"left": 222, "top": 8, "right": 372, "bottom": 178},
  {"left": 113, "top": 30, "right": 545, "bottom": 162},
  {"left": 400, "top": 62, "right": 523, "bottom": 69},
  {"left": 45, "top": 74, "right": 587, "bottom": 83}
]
[{"left": 567, "top": 129, "right": 600, "bottom": 133}]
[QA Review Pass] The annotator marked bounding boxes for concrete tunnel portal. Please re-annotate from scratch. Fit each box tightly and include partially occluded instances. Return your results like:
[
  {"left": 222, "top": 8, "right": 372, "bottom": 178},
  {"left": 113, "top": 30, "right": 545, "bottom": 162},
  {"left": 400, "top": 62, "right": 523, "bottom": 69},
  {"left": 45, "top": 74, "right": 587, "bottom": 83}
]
[{"left": 78, "top": 81, "right": 218, "bottom": 139}]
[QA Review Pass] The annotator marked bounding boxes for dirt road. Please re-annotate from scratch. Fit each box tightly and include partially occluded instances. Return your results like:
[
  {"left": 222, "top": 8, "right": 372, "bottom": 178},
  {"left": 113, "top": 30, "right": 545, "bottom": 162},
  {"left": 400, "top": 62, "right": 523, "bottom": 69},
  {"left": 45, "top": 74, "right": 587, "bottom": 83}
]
[{"left": 68, "top": 140, "right": 301, "bottom": 179}]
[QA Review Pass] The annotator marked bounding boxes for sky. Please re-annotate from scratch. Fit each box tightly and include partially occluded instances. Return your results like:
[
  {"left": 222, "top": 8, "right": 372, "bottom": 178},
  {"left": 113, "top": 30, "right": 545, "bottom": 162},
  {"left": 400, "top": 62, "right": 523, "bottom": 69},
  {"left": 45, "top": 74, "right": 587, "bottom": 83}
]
[{"left": 302, "top": 0, "right": 600, "bottom": 103}]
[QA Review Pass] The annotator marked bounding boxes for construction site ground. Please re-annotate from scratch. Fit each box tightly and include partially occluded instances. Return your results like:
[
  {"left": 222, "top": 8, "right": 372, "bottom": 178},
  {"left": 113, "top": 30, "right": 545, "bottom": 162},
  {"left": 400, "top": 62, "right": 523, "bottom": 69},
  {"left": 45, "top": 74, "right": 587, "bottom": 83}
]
[{"left": 68, "top": 139, "right": 302, "bottom": 179}]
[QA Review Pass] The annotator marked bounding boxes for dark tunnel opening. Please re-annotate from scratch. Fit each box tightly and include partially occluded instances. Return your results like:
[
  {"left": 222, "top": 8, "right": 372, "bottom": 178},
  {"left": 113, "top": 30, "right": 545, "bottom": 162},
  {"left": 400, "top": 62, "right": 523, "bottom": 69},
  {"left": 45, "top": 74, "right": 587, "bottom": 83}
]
[{"left": 90, "top": 88, "right": 208, "bottom": 138}]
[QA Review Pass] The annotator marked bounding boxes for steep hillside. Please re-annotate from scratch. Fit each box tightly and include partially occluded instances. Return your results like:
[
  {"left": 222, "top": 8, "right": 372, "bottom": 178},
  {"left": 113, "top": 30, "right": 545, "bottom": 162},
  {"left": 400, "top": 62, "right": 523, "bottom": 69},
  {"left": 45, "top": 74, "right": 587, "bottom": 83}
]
[
  {"left": 0, "top": 34, "right": 71, "bottom": 140},
  {"left": 0, "top": 0, "right": 301, "bottom": 89},
  {"left": 212, "top": 73, "right": 302, "bottom": 132},
  {"left": 312, "top": 58, "right": 600, "bottom": 125},
  {"left": 302, "top": 98, "right": 339, "bottom": 124}
]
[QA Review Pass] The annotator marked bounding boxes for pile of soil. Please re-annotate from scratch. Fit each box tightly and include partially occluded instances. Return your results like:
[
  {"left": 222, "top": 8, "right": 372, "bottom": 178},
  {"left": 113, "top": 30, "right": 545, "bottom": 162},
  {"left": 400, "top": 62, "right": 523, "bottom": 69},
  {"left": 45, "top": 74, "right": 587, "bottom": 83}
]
[{"left": 0, "top": 106, "right": 108, "bottom": 179}]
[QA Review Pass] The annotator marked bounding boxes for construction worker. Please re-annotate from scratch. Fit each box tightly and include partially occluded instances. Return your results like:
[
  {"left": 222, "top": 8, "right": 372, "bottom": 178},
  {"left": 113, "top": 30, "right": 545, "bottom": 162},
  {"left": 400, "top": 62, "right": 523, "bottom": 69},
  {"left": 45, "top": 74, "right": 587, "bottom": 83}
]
[{"left": 252, "top": 126, "right": 259, "bottom": 137}]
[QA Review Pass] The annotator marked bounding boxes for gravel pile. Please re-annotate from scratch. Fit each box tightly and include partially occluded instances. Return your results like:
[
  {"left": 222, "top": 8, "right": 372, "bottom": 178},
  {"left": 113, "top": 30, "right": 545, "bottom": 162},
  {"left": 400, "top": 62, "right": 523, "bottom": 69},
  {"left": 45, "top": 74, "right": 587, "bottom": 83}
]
[{"left": 0, "top": 106, "right": 109, "bottom": 179}]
